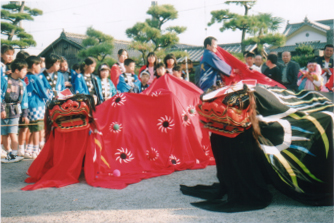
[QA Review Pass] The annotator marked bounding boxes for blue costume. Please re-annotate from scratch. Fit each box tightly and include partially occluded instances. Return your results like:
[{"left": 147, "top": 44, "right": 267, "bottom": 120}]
[
  {"left": 58, "top": 69, "right": 77, "bottom": 93},
  {"left": 199, "top": 49, "right": 232, "bottom": 92},
  {"left": 24, "top": 72, "right": 49, "bottom": 121},
  {"left": 74, "top": 73, "right": 103, "bottom": 104},
  {"left": 117, "top": 73, "right": 140, "bottom": 93},
  {"left": 96, "top": 77, "right": 116, "bottom": 102},
  {"left": 1, "top": 62, "right": 9, "bottom": 79},
  {"left": 1, "top": 75, "right": 28, "bottom": 119},
  {"left": 38, "top": 70, "right": 65, "bottom": 99},
  {"left": 135, "top": 82, "right": 149, "bottom": 93}
]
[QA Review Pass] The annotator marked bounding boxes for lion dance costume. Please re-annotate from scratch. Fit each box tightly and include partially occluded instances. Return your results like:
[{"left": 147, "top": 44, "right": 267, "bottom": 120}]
[
  {"left": 22, "top": 94, "right": 133, "bottom": 190},
  {"left": 181, "top": 80, "right": 334, "bottom": 212}
]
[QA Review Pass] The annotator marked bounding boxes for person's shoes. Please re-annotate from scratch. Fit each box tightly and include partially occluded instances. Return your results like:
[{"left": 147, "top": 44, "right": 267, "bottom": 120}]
[
  {"left": 24, "top": 149, "right": 33, "bottom": 159},
  {"left": 32, "top": 149, "right": 41, "bottom": 159},
  {"left": 1, "top": 151, "right": 24, "bottom": 163},
  {"left": 1, "top": 149, "right": 7, "bottom": 158},
  {"left": 17, "top": 148, "right": 25, "bottom": 157}
]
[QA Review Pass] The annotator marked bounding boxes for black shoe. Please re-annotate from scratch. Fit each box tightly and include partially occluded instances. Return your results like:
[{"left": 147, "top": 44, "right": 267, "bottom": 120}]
[{"left": 1, "top": 151, "right": 24, "bottom": 163}]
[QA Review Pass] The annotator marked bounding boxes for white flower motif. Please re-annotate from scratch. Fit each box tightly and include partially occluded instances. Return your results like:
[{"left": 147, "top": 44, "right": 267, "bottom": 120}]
[
  {"left": 169, "top": 154, "right": 180, "bottom": 165},
  {"left": 157, "top": 116, "right": 175, "bottom": 133},
  {"left": 115, "top": 148, "right": 134, "bottom": 164},
  {"left": 187, "top": 105, "right": 196, "bottom": 116},
  {"left": 146, "top": 147, "right": 159, "bottom": 161},
  {"left": 202, "top": 145, "right": 210, "bottom": 156},
  {"left": 151, "top": 91, "right": 162, "bottom": 97},
  {"left": 181, "top": 110, "right": 191, "bottom": 127},
  {"left": 109, "top": 122, "right": 123, "bottom": 133},
  {"left": 111, "top": 93, "right": 126, "bottom": 107}
]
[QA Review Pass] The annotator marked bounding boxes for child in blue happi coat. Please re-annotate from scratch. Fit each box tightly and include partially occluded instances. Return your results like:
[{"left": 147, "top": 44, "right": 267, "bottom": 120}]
[
  {"left": 25, "top": 56, "right": 49, "bottom": 159},
  {"left": 74, "top": 57, "right": 103, "bottom": 105},
  {"left": 59, "top": 56, "right": 77, "bottom": 93},
  {"left": 1, "top": 59, "right": 29, "bottom": 163},
  {"left": 117, "top": 58, "right": 140, "bottom": 93},
  {"left": 96, "top": 63, "right": 116, "bottom": 102},
  {"left": 39, "top": 54, "right": 65, "bottom": 99}
]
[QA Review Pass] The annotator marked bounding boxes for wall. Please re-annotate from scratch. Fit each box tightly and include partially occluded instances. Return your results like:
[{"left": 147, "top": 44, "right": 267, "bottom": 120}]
[{"left": 286, "top": 26, "right": 327, "bottom": 45}]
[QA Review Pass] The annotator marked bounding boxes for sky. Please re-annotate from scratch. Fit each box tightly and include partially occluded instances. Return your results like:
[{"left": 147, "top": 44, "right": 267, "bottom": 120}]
[{"left": 2, "top": 0, "right": 334, "bottom": 56}]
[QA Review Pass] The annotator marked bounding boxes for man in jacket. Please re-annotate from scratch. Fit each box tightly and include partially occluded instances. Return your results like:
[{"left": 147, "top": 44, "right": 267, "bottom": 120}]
[
  {"left": 281, "top": 51, "right": 300, "bottom": 91},
  {"left": 199, "top": 36, "right": 232, "bottom": 92}
]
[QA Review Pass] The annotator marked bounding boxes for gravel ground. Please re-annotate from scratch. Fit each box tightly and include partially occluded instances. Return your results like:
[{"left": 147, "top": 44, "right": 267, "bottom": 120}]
[{"left": 1, "top": 160, "right": 333, "bottom": 223}]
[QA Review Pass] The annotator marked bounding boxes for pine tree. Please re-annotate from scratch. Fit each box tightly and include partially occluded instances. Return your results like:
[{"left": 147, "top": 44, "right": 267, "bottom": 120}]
[
  {"left": 126, "top": 4, "right": 187, "bottom": 64},
  {"left": 208, "top": 1, "right": 256, "bottom": 53},
  {"left": 208, "top": 1, "right": 285, "bottom": 56},
  {"left": 1, "top": 1, "right": 42, "bottom": 49},
  {"left": 243, "top": 13, "right": 285, "bottom": 57},
  {"left": 77, "top": 27, "right": 116, "bottom": 69}
]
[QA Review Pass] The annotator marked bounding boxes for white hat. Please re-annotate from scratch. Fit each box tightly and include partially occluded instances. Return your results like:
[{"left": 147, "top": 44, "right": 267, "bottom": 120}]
[{"left": 140, "top": 70, "right": 150, "bottom": 78}]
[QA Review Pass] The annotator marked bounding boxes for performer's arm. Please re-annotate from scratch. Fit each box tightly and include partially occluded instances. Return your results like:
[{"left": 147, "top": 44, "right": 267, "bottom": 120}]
[{"left": 209, "top": 54, "right": 232, "bottom": 77}]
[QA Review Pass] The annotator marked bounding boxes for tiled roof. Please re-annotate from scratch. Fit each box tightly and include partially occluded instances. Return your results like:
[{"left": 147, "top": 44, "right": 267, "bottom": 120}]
[
  {"left": 175, "top": 43, "right": 257, "bottom": 63},
  {"left": 112, "top": 40, "right": 142, "bottom": 59},
  {"left": 317, "top": 19, "right": 334, "bottom": 29},
  {"left": 63, "top": 32, "right": 141, "bottom": 59},
  {"left": 283, "top": 17, "right": 333, "bottom": 37},
  {"left": 63, "top": 32, "right": 86, "bottom": 46},
  {"left": 171, "top": 43, "right": 200, "bottom": 49},
  {"left": 267, "top": 42, "right": 328, "bottom": 53}
]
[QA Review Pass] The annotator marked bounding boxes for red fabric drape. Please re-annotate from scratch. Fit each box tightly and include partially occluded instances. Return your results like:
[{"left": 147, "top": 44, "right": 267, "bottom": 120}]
[
  {"left": 110, "top": 64, "right": 122, "bottom": 88},
  {"left": 23, "top": 74, "right": 214, "bottom": 190},
  {"left": 216, "top": 47, "right": 286, "bottom": 88},
  {"left": 23, "top": 128, "right": 135, "bottom": 190},
  {"left": 324, "top": 68, "right": 334, "bottom": 90},
  {"left": 94, "top": 74, "right": 214, "bottom": 185}
]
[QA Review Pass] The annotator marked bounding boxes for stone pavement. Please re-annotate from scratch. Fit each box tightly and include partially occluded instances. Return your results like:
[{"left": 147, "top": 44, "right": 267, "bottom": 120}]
[{"left": 1, "top": 160, "right": 333, "bottom": 223}]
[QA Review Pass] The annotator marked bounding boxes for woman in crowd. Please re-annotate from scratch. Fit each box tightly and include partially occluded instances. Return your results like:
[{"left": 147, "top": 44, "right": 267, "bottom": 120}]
[
  {"left": 138, "top": 52, "right": 157, "bottom": 85},
  {"left": 110, "top": 49, "right": 128, "bottom": 87},
  {"left": 164, "top": 53, "right": 177, "bottom": 74},
  {"left": 297, "top": 60, "right": 324, "bottom": 91}
]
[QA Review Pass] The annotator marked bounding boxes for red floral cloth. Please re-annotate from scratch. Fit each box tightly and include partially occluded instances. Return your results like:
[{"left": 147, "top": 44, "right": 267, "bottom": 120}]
[
  {"left": 22, "top": 74, "right": 214, "bottom": 190},
  {"left": 22, "top": 128, "right": 138, "bottom": 190}
]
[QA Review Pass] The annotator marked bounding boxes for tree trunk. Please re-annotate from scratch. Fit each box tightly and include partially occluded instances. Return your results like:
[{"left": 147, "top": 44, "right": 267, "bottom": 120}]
[
  {"left": 240, "top": 4, "right": 249, "bottom": 54},
  {"left": 8, "top": 1, "right": 25, "bottom": 41}
]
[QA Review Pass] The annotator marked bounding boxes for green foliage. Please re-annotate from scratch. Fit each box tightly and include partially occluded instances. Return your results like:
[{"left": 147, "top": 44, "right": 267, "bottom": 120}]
[
  {"left": 225, "top": 1, "right": 256, "bottom": 9},
  {"left": 208, "top": 10, "right": 257, "bottom": 32},
  {"left": 230, "top": 52, "right": 244, "bottom": 61},
  {"left": 77, "top": 27, "right": 114, "bottom": 63},
  {"left": 126, "top": 4, "right": 186, "bottom": 64},
  {"left": 243, "top": 33, "right": 286, "bottom": 56},
  {"left": 242, "top": 13, "right": 285, "bottom": 57},
  {"left": 1, "top": 2, "right": 42, "bottom": 49},
  {"left": 292, "top": 44, "right": 315, "bottom": 67},
  {"left": 248, "top": 13, "right": 283, "bottom": 35},
  {"left": 94, "top": 56, "right": 117, "bottom": 75},
  {"left": 208, "top": 2, "right": 285, "bottom": 55}
]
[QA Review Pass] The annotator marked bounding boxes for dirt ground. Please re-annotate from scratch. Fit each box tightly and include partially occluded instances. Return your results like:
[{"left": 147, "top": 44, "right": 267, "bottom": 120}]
[{"left": 1, "top": 160, "right": 333, "bottom": 223}]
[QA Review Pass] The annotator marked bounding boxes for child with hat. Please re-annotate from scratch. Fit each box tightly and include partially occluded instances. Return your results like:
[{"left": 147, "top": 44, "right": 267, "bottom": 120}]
[{"left": 136, "top": 70, "right": 150, "bottom": 93}]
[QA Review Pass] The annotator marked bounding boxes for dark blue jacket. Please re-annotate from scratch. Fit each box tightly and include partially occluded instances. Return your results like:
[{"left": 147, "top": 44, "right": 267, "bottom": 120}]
[{"left": 199, "top": 49, "right": 231, "bottom": 91}]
